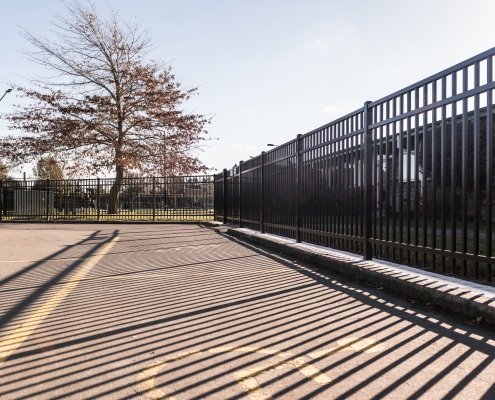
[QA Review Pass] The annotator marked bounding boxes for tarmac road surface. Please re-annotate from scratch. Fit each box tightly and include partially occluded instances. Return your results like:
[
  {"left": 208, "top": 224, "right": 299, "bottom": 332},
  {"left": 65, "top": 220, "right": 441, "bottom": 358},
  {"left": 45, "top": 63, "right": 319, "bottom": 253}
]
[{"left": 0, "top": 223, "right": 494, "bottom": 399}]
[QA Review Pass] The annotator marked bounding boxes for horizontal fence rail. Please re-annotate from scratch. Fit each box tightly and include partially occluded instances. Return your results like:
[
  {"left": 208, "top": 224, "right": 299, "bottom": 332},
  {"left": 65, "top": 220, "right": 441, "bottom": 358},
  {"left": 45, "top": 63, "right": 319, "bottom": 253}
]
[
  {"left": 0, "top": 176, "right": 214, "bottom": 221},
  {"left": 214, "top": 46, "right": 495, "bottom": 283}
]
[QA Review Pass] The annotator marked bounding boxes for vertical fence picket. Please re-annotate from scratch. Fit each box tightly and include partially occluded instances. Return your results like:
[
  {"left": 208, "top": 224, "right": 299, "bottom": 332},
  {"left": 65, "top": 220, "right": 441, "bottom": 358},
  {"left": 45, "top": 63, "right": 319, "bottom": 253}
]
[
  {"left": 487, "top": 56, "right": 493, "bottom": 282},
  {"left": 152, "top": 177, "right": 156, "bottom": 221},
  {"left": 422, "top": 89, "right": 428, "bottom": 268},
  {"left": 462, "top": 66, "right": 469, "bottom": 276},
  {"left": 406, "top": 91, "right": 412, "bottom": 265},
  {"left": 363, "top": 101, "right": 373, "bottom": 260},
  {"left": 440, "top": 77, "right": 447, "bottom": 273},
  {"left": 46, "top": 179, "right": 50, "bottom": 221},
  {"left": 296, "top": 134, "right": 302, "bottom": 243},
  {"left": 239, "top": 161, "right": 243, "bottom": 228},
  {"left": 261, "top": 152, "right": 265, "bottom": 233},
  {"left": 473, "top": 62, "right": 480, "bottom": 279},
  {"left": 97, "top": 177, "right": 101, "bottom": 221},
  {"left": 223, "top": 169, "right": 228, "bottom": 224},
  {"left": 431, "top": 81, "right": 438, "bottom": 270}
]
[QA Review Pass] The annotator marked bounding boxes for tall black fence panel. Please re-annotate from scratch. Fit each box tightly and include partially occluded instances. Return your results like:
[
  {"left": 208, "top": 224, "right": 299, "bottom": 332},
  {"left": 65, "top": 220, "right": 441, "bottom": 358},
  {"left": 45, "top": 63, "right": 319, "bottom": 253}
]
[
  {"left": 218, "top": 46, "right": 495, "bottom": 283},
  {"left": 264, "top": 140, "right": 297, "bottom": 239},
  {"left": 224, "top": 167, "right": 239, "bottom": 225},
  {"left": 239, "top": 156, "right": 262, "bottom": 231},
  {"left": 299, "top": 109, "right": 365, "bottom": 255},
  {"left": 214, "top": 172, "right": 225, "bottom": 223},
  {"left": 0, "top": 176, "right": 214, "bottom": 221},
  {"left": 367, "top": 48, "right": 495, "bottom": 282}
]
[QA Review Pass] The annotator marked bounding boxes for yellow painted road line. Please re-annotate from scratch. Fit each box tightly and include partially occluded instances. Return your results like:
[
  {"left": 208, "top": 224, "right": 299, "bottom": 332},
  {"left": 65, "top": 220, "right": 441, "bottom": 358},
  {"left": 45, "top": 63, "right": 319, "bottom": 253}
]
[
  {"left": 292, "top": 356, "right": 332, "bottom": 385},
  {"left": 308, "top": 337, "right": 385, "bottom": 359},
  {"left": 233, "top": 362, "right": 290, "bottom": 400},
  {"left": 339, "top": 337, "right": 384, "bottom": 353},
  {"left": 209, "top": 347, "right": 330, "bottom": 399},
  {"left": 209, "top": 346, "right": 292, "bottom": 358},
  {"left": 232, "top": 357, "right": 331, "bottom": 400},
  {"left": 0, "top": 236, "right": 120, "bottom": 365},
  {"left": 137, "top": 360, "right": 169, "bottom": 400},
  {"left": 307, "top": 343, "right": 351, "bottom": 359},
  {"left": 136, "top": 350, "right": 202, "bottom": 400},
  {"left": 137, "top": 344, "right": 354, "bottom": 400}
]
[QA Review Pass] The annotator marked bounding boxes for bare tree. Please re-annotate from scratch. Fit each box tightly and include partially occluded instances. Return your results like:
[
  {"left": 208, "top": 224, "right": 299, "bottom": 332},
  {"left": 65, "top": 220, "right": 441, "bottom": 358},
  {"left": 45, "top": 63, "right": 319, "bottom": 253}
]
[{"left": 0, "top": 1, "right": 210, "bottom": 213}]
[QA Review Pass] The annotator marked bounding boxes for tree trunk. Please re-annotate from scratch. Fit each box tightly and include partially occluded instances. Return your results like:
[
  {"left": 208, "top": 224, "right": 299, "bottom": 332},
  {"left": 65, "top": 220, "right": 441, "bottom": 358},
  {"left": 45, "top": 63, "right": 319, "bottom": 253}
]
[{"left": 108, "top": 165, "right": 123, "bottom": 214}]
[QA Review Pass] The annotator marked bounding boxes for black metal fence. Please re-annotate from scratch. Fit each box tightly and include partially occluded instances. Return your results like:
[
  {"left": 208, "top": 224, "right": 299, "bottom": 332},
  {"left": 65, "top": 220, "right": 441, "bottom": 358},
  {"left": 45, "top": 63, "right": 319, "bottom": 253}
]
[
  {"left": 215, "top": 46, "right": 495, "bottom": 283},
  {"left": 0, "top": 176, "right": 214, "bottom": 221}
]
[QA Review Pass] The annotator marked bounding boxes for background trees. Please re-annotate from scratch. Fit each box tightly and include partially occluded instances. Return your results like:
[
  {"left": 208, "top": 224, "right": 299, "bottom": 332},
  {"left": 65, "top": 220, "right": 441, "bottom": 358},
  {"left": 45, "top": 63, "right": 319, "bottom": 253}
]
[
  {"left": 33, "top": 157, "right": 65, "bottom": 180},
  {"left": 0, "top": 1, "right": 210, "bottom": 213},
  {"left": 0, "top": 160, "right": 8, "bottom": 180}
]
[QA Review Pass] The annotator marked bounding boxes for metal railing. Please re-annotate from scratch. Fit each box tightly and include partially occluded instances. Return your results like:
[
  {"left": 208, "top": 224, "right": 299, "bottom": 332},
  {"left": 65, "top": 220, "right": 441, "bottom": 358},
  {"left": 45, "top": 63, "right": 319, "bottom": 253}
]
[
  {"left": 0, "top": 176, "right": 214, "bottom": 221},
  {"left": 215, "top": 46, "right": 495, "bottom": 283}
]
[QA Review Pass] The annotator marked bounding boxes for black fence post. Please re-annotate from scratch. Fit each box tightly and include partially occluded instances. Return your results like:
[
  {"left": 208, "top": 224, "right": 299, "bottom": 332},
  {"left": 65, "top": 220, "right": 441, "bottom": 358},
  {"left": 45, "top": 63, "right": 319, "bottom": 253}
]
[
  {"left": 0, "top": 179, "right": 3, "bottom": 221},
  {"left": 261, "top": 151, "right": 265, "bottom": 234},
  {"left": 97, "top": 177, "right": 101, "bottom": 221},
  {"left": 213, "top": 174, "right": 217, "bottom": 222},
  {"left": 223, "top": 169, "right": 228, "bottom": 224},
  {"left": 363, "top": 101, "right": 373, "bottom": 260},
  {"left": 152, "top": 177, "right": 156, "bottom": 221},
  {"left": 296, "top": 134, "right": 302, "bottom": 243},
  {"left": 46, "top": 178, "right": 50, "bottom": 221},
  {"left": 239, "top": 161, "right": 243, "bottom": 228}
]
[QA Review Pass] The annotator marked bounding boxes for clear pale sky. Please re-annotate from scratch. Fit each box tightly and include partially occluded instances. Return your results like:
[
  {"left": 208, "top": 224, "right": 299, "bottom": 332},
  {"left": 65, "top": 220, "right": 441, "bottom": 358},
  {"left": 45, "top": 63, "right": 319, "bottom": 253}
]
[{"left": 1, "top": 0, "right": 495, "bottom": 177}]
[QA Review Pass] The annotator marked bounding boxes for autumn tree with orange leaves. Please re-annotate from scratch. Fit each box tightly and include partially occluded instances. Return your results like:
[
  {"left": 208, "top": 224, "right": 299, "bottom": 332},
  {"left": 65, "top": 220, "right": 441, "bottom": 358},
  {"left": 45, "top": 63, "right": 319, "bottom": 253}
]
[{"left": 0, "top": 1, "right": 210, "bottom": 213}]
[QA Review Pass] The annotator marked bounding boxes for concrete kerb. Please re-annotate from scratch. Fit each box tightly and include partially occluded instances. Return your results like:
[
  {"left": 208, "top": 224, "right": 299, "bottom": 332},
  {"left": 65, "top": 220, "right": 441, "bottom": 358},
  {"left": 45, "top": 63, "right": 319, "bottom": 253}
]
[{"left": 226, "top": 227, "right": 495, "bottom": 326}]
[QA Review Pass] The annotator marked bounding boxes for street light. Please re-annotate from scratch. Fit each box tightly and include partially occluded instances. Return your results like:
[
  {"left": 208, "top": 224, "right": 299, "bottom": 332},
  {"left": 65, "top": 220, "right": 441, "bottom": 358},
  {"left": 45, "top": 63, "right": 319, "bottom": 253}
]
[
  {"left": 267, "top": 144, "right": 278, "bottom": 147},
  {"left": 0, "top": 88, "right": 12, "bottom": 103}
]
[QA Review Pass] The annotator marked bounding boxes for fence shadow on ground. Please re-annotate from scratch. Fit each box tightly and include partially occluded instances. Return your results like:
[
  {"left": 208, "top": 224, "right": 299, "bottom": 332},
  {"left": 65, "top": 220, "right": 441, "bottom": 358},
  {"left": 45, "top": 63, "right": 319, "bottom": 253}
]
[{"left": 0, "top": 225, "right": 494, "bottom": 399}]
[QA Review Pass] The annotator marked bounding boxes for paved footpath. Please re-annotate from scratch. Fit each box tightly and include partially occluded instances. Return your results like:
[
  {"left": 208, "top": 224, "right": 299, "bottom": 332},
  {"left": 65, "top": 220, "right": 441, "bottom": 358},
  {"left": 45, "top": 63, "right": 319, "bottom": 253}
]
[{"left": 0, "top": 224, "right": 494, "bottom": 400}]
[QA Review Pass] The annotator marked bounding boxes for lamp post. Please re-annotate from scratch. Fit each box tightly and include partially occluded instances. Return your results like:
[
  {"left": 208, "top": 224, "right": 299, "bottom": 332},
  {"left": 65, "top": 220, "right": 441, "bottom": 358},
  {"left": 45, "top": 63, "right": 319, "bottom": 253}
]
[
  {"left": 267, "top": 144, "right": 278, "bottom": 147},
  {"left": 0, "top": 88, "right": 12, "bottom": 103}
]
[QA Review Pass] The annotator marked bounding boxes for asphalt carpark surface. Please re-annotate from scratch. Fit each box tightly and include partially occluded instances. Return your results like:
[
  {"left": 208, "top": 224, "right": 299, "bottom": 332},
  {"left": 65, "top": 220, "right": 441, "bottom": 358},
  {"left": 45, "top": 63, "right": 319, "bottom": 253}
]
[{"left": 0, "top": 224, "right": 494, "bottom": 400}]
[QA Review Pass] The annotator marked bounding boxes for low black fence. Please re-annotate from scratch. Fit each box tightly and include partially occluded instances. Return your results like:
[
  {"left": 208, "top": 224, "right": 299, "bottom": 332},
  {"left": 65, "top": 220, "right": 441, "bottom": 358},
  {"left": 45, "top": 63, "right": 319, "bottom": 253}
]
[
  {"left": 215, "top": 46, "right": 495, "bottom": 283},
  {"left": 0, "top": 176, "right": 214, "bottom": 221}
]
